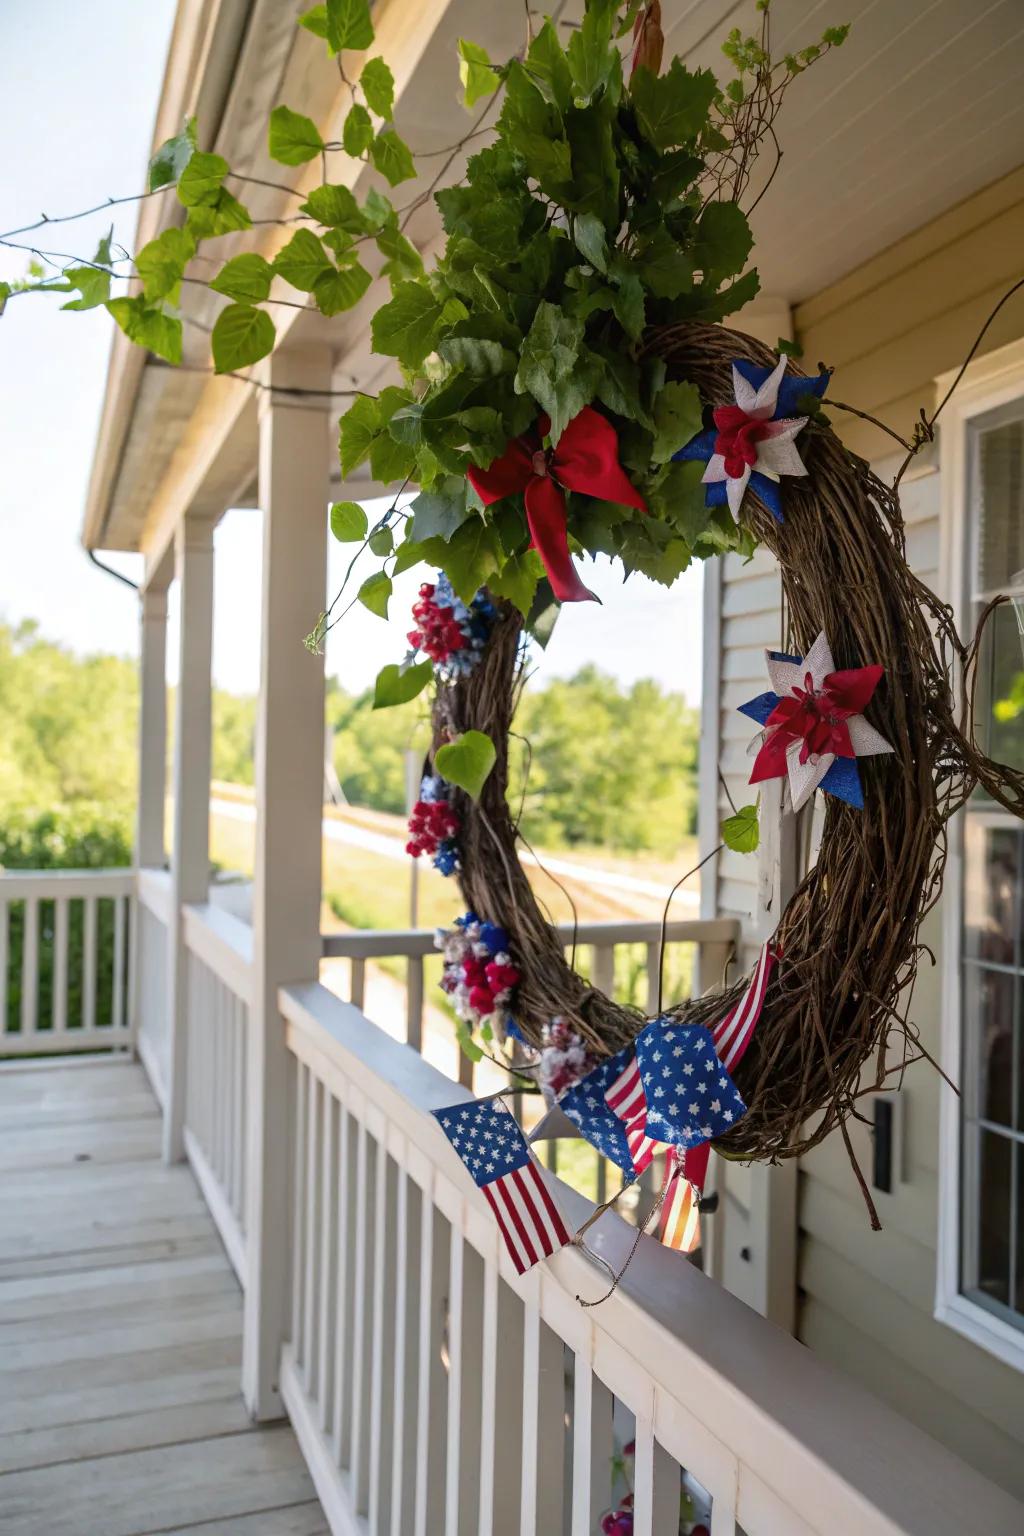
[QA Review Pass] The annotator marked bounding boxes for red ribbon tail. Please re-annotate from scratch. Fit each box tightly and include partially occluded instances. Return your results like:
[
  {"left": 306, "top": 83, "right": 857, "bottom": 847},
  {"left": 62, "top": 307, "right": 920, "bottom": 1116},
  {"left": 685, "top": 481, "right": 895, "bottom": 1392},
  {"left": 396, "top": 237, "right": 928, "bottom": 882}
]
[
  {"left": 749, "top": 729, "right": 790, "bottom": 785},
  {"left": 524, "top": 476, "right": 597, "bottom": 604}
]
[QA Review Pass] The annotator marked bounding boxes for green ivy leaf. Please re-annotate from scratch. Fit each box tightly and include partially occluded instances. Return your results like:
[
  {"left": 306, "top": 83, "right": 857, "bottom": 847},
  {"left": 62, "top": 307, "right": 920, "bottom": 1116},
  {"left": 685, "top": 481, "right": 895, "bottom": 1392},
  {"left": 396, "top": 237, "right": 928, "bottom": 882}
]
[
  {"left": 300, "top": 182, "right": 364, "bottom": 229},
  {"left": 572, "top": 211, "right": 609, "bottom": 273},
  {"left": 343, "top": 104, "right": 374, "bottom": 156},
  {"left": 454, "top": 1017, "right": 485, "bottom": 1063},
  {"left": 375, "top": 223, "right": 423, "bottom": 281},
  {"left": 514, "top": 301, "right": 595, "bottom": 445},
  {"left": 313, "top": 260, "right": 372, "bottom": 315},
  {"left": 298, "top": 5, "right": 334, "bottom": 49},
  {"left": 437, "top": 336, "right": 515, "bottom": 378},
  {"left": 489, "top": 549, "right": 543, "bottom": 616},
  {"left": 358, "top": 570, "right": 392, "bottom": 619},
  {"left": 722, "top": 803, "right": 759, "bottom": 854},
  {"left": 325, "top": 0, "right": 373, "bottom": 51},
  {"left": 209, "top": 252, "right": 273, "bottom": 304},
  {"left": 362, "top": 187, "right": 394, "bottom": 231},
  {"left": 499, "top": 62, "right": 572, "bottom": 199},
  {"left": 105, "top": 297, "right": 182, "bottom": 364},
  {"left": 435, "top": 729, "right": 496, "bottom": 800},
  {"left": 441, "top": 517, "right": 503, "bottom": 602},
  {"left": 372, "top": 659, "right": 433, "bottom": 709},
  {"left": 371, "top": 281, "right": 443, "bottom": 367},
  {"left": 330, "top": 501, "right": 368, "bottom": 542},
  {"left": 273, "top": 228, "right": 333, "bottom": 291},
  {"left": 636, "top": 229, "right": 693, "bottom": 300},
  {"left": 368, "top": 524, "right": 394, "bottom": 556},
  {"left": 148, "top": 117, "right": 197, "bottom": 191},
  {"left": 651, "top": 379, "right": 703, "bottom": 464},
  {"left": 369, "top": 128, "right": 416, "bottom": 186},
  {"left": 392, "top": 533, "right": 447, "bottom": 576},
  {"left": 694, "top": 200, "right": 753, "bottom": 283},
  {"left": 185, "top": 189, "right": 251, "bottom": 239},
  {"left": 268, "top": 105, "right": 325, "bottom": 166},
  {"left": 210, "top": 304, "right": 276, "bottom": 372},
  {"left": 177, "top": 151, "right": 229, "bottom": 207},
  {"left": 361, "top": 57, "right": 395, "bottom": 119},
  {"left": 566, "top": 0, "right": 620, "bottom": 106},
  {"left": 135, "top": 227, "right": 195, "bottom": 303},
  {"left": 338, "top": 395, "right": 380, "bottom": 474},
  {"left": 630, "top": 60, "right": 718, "bottom": 148},
  {"left": 60, "top": 265, "right": 112, "bottom": 311},
  {"left": 458, "top": 40, "right": 500, "bottom": 108},
  {"left": 408, "top": 479, "right": 470, "bottom": 542}
]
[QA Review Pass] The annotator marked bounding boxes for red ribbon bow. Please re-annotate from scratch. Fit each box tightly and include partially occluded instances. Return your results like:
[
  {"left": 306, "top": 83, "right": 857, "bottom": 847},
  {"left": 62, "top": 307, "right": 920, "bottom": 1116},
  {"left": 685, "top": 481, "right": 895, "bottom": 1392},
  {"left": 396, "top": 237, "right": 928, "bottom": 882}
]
[
  {"left": 751, "top": 665, "right": 884, "bottom": 783},
  {"left": 466, "top": 406, "right": 647, "bottom": 603}
]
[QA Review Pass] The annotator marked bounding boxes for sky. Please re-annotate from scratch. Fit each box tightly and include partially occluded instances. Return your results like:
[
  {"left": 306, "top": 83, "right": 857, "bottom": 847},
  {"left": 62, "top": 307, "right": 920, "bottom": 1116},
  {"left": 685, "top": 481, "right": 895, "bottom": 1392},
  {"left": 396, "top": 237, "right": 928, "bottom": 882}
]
[{"left": 0, "top": 2, "right": 704, "bottom": 704}]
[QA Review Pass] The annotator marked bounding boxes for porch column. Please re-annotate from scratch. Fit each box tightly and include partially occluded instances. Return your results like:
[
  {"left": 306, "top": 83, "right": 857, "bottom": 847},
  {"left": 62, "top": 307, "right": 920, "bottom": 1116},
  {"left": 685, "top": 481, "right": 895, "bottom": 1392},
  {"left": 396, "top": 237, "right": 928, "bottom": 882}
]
[
  {"left": 243, "top": 345, "right": 332, "bottom": 1420},
  {"left": 136, "top": 581, "right": 169, "bottom": 868},
  {"left": 163, "top": 514, "right": 216, "bottom": 1163}
]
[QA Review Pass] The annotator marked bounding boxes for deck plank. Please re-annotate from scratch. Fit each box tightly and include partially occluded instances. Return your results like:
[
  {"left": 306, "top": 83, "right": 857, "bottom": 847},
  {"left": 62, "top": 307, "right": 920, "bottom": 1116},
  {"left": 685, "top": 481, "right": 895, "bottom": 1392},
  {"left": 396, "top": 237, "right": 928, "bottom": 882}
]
[{"left": 0, "top": 1060, "right": 324, "bottom": 1533}]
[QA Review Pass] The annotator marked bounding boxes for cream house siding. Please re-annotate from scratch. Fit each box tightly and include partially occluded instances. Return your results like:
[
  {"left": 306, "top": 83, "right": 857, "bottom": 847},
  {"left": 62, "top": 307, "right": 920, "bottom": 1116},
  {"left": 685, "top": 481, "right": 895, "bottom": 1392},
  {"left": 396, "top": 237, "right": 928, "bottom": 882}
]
[{"left": 706, "top": 167, "right": 1024, "bottom": 1496}]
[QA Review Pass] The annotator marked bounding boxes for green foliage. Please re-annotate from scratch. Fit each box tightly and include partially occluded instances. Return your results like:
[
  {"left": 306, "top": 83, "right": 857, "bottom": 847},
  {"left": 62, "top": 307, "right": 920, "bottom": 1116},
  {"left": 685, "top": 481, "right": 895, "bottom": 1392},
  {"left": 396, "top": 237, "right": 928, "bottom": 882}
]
[
  {"left": 458, "top": 40, "right": 500, "bottom": 107},
  {"left": 368, "top": 128, "right": 417, "bottom": 187},
  {"left": 268, "top": 105, "right": 325, "bottom": 166},
  {"left": 210, "top": 253, "right": 275, "bottom": 303},
  {"left": 105, "top": 296, "right": 182, "bottom": 364},
  {"left": 148, "top": 117, "right": 197, "bottom": 191},
  {"left": 373, "top": 660, "right": 433, "bottom": 709},
  {"left": 136, "top": 227, "right": 195, "bottom": 302},
  {"left": 434, "top": 730, "right": 497, "bottom": 800},
  {"left": 330, "top": 500, "right": 368, "bottom": 542},
  {"left": 360, "top": 58, "right": 395, "bottom": 119},
  {"left": 722, "top": 802, "right": 759, "bottom": 853},
  {"left": 358, "top": 570, "right": 392, "bottom": 618},
  {"left": 210, "top": 303, "right": 276, "bottom": 372}
]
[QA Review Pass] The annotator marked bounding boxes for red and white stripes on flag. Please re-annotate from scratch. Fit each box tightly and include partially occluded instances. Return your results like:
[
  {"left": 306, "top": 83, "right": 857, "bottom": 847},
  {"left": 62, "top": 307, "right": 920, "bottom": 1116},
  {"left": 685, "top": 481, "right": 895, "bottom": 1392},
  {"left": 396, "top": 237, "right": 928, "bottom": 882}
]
[
  {"left": 481, "top": 1163, "right": 573, "bottom": 1275},
  {"left": 604, "top": 1054, "right": 658, "bottom": 1174},
  {"left": 660, "top": 1153, "right": 702, "bottom": 1253},
  {"left": 711, "top": 942, "right": 776, "bottom": 1072}
]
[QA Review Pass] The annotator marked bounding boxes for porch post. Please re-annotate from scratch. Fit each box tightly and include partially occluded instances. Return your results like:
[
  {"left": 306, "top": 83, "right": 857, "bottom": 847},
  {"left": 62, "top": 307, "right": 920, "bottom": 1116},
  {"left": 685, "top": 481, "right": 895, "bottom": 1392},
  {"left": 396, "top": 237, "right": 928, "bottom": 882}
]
[
  {"left": 163, "top": 514, "right": 216, "bottom": 1164},
  {"left": 243, "top": 345, "right": 332, "bottom": 1420},
  {"left": 136, "top": 582, "right": 169, "bottom": 869}
]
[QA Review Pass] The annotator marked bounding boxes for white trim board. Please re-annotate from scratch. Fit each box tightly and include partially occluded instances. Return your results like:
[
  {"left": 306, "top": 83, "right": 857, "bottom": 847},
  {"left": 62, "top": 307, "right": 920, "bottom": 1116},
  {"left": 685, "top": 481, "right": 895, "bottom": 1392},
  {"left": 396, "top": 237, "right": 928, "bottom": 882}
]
[{"left": 935, "top": 335, "right": 1024, "bottom": 1376}]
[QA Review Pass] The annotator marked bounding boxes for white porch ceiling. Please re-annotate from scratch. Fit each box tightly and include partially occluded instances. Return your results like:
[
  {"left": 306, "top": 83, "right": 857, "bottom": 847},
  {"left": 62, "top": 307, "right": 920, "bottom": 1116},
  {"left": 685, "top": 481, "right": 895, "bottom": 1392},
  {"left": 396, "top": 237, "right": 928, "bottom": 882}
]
[{"left": 87, "top": 0, "right": 1024, "bottom": 555}]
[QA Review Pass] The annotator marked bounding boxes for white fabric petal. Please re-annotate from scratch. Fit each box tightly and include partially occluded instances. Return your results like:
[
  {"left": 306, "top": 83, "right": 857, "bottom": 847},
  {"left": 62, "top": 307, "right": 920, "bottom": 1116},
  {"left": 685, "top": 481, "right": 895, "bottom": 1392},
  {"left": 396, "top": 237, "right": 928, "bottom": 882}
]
[
  {"left": 786, "top": 738, "right": 832, "bottom": 812},
  {"left": 732, "top": 363, "right": 760, "bottom": 416},
  {"left": 765, "top": 654, "right": 808, "bottom": 698},
  {"left": 801, "top": 631, "right": 836, "bottom": 691},
  {"left": 755, "top": 432, "right": 809, "bottom": 479},
  {"left": 846, "top": 715, "right": 894, "bottom": 758},
  {"left": 702, "top": 452, "right": 728, "bottom": 485},
  {"left": 726, "top": 466, "right": 750, "bottom": 522},
  {"left": 752, "top": 353, "right": 789, "bottom": 416}
]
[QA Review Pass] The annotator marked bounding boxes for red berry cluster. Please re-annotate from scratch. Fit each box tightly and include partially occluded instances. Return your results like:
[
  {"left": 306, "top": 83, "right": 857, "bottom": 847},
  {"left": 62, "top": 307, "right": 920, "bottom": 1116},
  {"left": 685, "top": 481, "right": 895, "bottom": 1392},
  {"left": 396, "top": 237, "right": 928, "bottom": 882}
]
[
  {"left": 408, "top": 584, "right": 467, "bottom": 664},
  {"left": 405, "top": 798, "right": 459, "bottom": 859},
  {"left": 460, "top": 954, "right": 521, "bottom": 1020}
]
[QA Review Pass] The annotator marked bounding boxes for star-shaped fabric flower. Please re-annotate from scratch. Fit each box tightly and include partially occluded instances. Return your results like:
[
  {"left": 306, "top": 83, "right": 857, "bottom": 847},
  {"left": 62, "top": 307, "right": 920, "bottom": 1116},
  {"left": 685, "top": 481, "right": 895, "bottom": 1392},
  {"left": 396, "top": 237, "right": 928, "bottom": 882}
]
[
  {"left": 739, "top": 631, "right": 893, "bottom": 811},
  {"left": 674, "top": 354, "right": 828, "bottom": 523}
]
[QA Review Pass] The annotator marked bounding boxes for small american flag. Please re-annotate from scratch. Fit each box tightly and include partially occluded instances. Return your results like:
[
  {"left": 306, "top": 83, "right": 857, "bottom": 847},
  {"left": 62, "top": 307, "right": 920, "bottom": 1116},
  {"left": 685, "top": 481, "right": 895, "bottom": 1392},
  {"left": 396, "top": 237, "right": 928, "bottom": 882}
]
[
  {"left": 712, "top": 941, "right": 776, "bottom": 1071},
  {"left": 433, "top": 1097, "right": 572, "bottom": 1274},
  {"left": 660, "top": 1149, "right": 703, "bottom": 1254},
  {"left": 604, "top": 1055, "right": 658, "bottom": 1174}
]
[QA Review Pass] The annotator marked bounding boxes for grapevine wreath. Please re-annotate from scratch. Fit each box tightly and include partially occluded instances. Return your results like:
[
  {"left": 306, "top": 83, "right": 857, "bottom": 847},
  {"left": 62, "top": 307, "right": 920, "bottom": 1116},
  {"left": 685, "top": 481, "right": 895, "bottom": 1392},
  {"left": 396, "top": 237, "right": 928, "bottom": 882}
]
[{"left": 33, "top": 0, "right": 1023, "bottom": 1261}]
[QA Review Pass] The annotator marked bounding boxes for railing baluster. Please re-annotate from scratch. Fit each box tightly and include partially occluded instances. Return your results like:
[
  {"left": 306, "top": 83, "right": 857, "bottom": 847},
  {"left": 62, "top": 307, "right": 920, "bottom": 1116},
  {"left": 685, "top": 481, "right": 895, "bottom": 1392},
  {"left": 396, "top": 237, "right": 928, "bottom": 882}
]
[
  {"left": 645, "top": 940, "right": 662, "bottom": 1014},
  {"left": 20, "top": 897, "right": 38, "bottom": 1040},
  {"left": 519, "top": 1283, "right": 566, "bottom": 1536},
  {"left": 83, "top": 895, "right": 98, "bottom": 1034},
  {"left": 303, "top": 1073, "right": 322, "bottom": 1400},
  {"left": 351, "top": 956, "right": 366, "bottom": 1010},
  {"left": 570, "top": 1360, "right": 613, "bottom": 1536},
  {"left": 369, "top": 1142, "right": 397, "bottom": 1534},
  {"left": 390, "top": 1165, "right": 420, "bottom": 1536},
  {"left": 591, "top": 943, "right": 615, "bottom": 1002},
  {"left": 291, "top": 1062, "right": 308, "bottom": 1367},
  {"left": 406, "top": 955, "right": 424, "bottom": 1053},
  {"left": 445, "top": 1233, "right": 484, "bottom": 1536},
  {"left": 349, "top": 1119, "right": 373, "bottom": 1513},
  {"left": 631, "top": 1422, "right": 679, "bottom": 1536},
  {"left": 113, "top": 894, "right": 126, "bottom": 1033},
  {"left": 332, "top": 1103, "right": 355, "bottom": 1469},
  {"left": 318, "top": 1089, "right": 338, "bottom": 1438},
  {"left": 52, "top": 898, "right": 69, "bottom": 1038},
  {"left": 0, "top": 900, "right": 8, "bottom": 1041},
  {"left": 413, "top": 1194, "right": 448, "bottom": 1536}
]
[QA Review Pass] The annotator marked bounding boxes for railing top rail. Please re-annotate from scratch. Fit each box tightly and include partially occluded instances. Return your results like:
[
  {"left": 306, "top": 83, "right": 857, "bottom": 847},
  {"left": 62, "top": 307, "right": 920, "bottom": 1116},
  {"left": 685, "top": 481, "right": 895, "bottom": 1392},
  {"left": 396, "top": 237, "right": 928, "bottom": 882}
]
[
  {"left": 279, "top": 978, "right": 1022, "bottom": 1536},
  {"left": 183, "top": 901, "right": 254, "bottom": 1004},
  {"left": 0, "top": 867, "right": 135, "bottom": 901},
  {"left": 137, "top": 865, "right": 173, "bottom": 922},
  {"left": 321, "top": 915, "right": 741, "bottom": 960}
]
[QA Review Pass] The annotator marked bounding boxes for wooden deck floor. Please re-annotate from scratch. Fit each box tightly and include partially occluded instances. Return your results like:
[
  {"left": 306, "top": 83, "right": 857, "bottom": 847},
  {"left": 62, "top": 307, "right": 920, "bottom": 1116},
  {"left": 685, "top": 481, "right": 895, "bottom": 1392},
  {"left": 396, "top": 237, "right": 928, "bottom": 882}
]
[{"left": 0, "top": 1059, "right": 327, "bottom": 1536}]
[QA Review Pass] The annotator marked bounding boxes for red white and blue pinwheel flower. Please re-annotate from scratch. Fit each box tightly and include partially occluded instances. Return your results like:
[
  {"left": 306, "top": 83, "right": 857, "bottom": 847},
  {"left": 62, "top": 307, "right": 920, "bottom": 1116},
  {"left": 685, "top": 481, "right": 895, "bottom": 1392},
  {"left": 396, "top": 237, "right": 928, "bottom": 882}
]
[
  {"left": 675, "top": 353, "right": 828, "bottom": 523},
  {"left": 739, "top": 631, "right": 893, "bottom": 811}
]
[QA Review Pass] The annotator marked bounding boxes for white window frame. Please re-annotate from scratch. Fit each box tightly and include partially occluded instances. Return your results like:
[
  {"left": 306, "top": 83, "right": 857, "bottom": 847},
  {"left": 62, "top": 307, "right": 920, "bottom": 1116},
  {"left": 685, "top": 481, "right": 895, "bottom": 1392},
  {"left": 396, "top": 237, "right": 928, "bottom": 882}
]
[{"left": 936, "top": 335, "right": 1024, "bottom": 1373}]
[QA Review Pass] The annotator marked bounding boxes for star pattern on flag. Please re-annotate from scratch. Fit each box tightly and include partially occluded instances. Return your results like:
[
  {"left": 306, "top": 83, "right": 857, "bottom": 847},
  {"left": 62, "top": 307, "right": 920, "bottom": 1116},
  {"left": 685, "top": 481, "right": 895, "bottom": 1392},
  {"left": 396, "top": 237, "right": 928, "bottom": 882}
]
[
  {"left": 434, "top": 1097, "right": 531, "bottom": 1186},
  {"left": 634, "top": 1021, "right": 746, "bottom": 1146},
  {"left": 738, "top": 631, "right": 893, "bottom": 811},
  {"left": 558, "top": 1043, "right": 637, "bottom": 1175}
]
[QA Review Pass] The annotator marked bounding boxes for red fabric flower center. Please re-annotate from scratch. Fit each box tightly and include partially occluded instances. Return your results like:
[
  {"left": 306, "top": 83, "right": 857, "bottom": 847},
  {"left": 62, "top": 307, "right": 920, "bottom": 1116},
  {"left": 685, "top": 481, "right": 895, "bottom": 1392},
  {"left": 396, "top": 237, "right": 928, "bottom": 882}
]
[
  {"left": 713, "top": 404, "right": 770, "bottom": 479},
  {"left": 766, "top": 672, "right": 858, "bottom": 764}
]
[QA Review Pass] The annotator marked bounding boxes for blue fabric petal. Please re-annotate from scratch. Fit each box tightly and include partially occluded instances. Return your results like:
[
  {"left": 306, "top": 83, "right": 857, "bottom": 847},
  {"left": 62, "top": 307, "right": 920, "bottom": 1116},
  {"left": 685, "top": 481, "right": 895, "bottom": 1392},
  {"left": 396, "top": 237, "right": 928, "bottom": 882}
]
[
  {"left": 819, "top": 756, "right": 864, "bottom": 809},
  {"left": 738, "top": 690, "right": 779, "bottom": 726},
  {"left": 732, "top": 358, "right": 829, "bottom": 419},
  {"left": 750, "top": 471, "right": 784, "bottom": 522},
  {"left": 673, "top": 426, "right": 715, "bottom": 463},
  {"left": 705, "top": 479, "right": 728, "bottom": 508},
  {"left": 767, "top": 648, "right": 803, "bottom": 665}
]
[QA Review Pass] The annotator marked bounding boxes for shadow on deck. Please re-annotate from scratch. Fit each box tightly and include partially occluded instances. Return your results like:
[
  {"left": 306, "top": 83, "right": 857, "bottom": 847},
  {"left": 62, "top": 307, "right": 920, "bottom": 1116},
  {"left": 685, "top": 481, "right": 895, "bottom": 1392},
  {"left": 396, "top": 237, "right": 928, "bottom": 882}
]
[{"left": 0, "top": 1059, "right": 327, "bottom": 1536}]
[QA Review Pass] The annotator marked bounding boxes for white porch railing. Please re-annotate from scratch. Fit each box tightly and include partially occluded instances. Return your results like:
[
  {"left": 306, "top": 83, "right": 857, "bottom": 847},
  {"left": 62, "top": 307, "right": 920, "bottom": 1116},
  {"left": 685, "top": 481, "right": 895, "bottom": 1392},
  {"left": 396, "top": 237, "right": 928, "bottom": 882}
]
[
  {"left": 135, "top": 866, "right": 171, "bottom": 1096},
  {"left": 182, "top": 900, "right": 252, "bottom": 1285},
  {"left": 0, "top": 868, "right": 133, "bottom": 1057}
]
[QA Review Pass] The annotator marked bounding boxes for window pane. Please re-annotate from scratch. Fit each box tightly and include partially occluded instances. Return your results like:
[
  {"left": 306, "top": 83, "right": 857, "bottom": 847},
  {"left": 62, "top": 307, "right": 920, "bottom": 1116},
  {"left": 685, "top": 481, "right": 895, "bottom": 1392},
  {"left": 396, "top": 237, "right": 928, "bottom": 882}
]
[
  {"left": 972, "top": 1129, "right": 1013, "bottom": 1308},
  {"left": 975, "top": 415, "right": 1024, "bottom": 594},
  {"left": 973, "top": 602, "right": 1024, "bottom": 775},
  {"left": 964, "top": 820, "right": 1022, "bottom": 965},
  {"left": 965, "top": 965, "right": 1016, "bottom": 1126}
]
